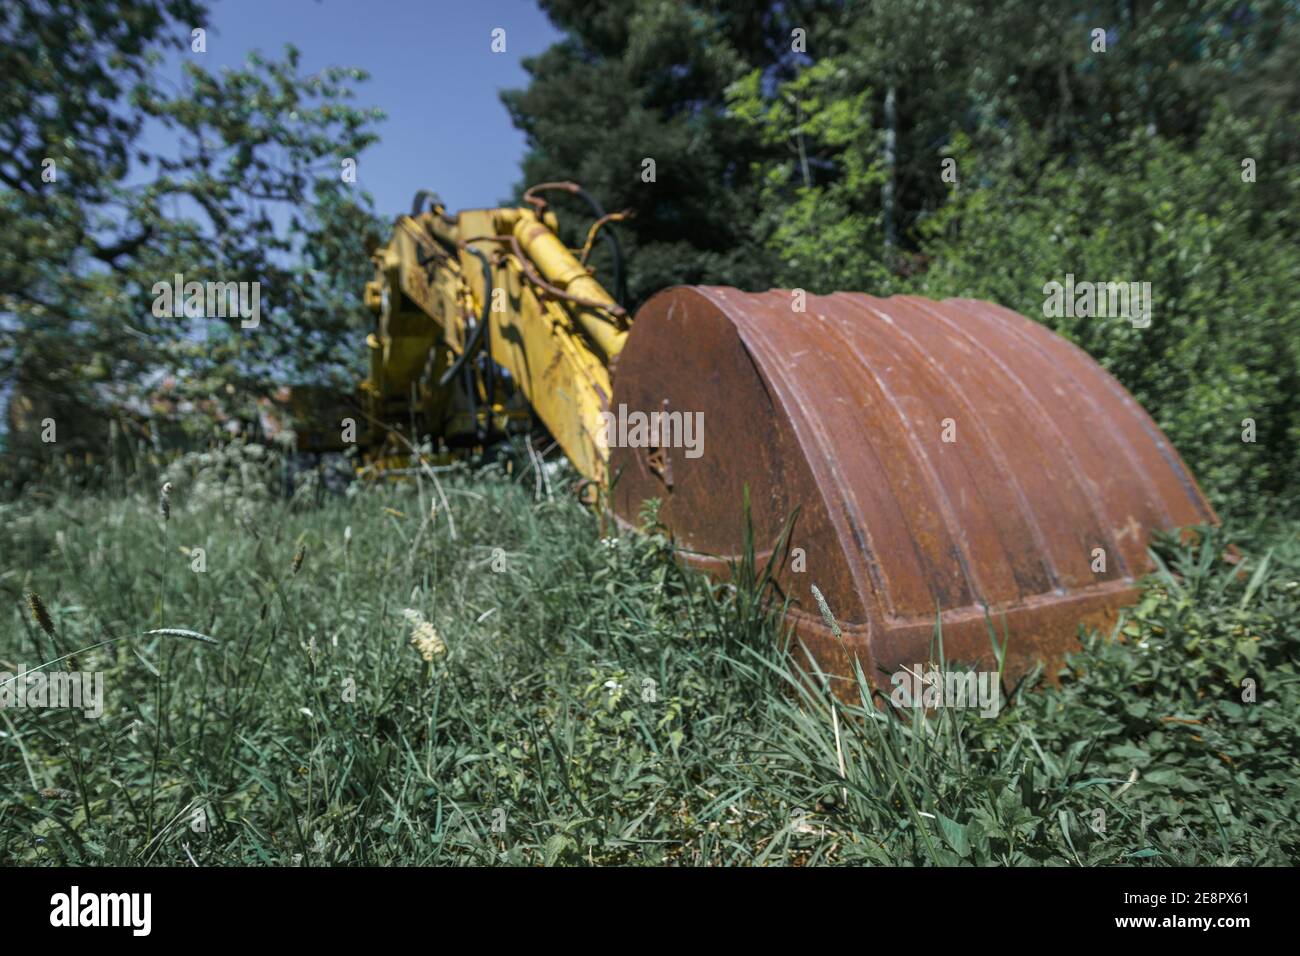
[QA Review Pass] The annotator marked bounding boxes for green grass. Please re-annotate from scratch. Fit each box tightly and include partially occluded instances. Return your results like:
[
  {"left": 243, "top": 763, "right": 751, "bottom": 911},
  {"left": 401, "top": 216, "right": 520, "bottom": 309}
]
[{"left": 1, "top": 444, "right": 1297, "bottom": 865}]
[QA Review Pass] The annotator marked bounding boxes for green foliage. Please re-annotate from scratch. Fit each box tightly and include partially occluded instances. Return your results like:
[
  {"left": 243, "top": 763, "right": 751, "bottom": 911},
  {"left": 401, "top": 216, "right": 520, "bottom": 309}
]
[
  {"left": 1011, "top": 525, "right": 1300, "bottom": 865},
  {"left": 501, "top": 0, "right": 821, "bottom": 306},
  {"left": 0, "top": 457, "right": 781, "bottom": 864},
  {"left": 703, "top": 521, "right": 1300, "bottom": 866},
  {"left": 0, "top": 0, "right": 384, "bottom": 450},
  {"left": 687, "top": 1, "right": 1300, "bottom": 520},
  {"left": 728, "top": 59, "right": 891, "bottom": 291},
  {"left": 907, "top": 115, "right": 1300, "bottom": 520},
  {"left": 1, "top": 460, "right": 1295, "bottom": 865}
]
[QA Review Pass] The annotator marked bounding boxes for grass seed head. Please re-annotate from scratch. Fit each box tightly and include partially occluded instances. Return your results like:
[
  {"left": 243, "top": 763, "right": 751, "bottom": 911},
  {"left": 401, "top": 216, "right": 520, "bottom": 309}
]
[
  {"left": 26, "top": 590, "right": 55, "bottom": 638},
  {"left": 160, "top": 482, "right": 173, "bottom": 521},
  {"left": 291, "top": 543, "right": 306, "bottom": 575},
  {"left": 810, "top": 584, "right": 843, "bottom": 640},
  {"left": 142, "top": 627, "right": 219, "bottom": 645},
  {"left": 403, "top": 608, "right": 447, "bottom": 662}
]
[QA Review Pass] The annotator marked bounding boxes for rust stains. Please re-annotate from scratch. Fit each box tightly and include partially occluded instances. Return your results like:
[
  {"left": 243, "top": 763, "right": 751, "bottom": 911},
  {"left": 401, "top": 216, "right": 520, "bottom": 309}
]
[{"left": 610, "top": 287, "right": 1217, "bottom": 693}]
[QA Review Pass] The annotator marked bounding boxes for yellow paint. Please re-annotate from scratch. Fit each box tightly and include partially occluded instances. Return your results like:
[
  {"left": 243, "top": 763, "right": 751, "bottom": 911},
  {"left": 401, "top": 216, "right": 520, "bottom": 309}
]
[{"left": 360, "top": 201, "right": 626, "bottom": 483}]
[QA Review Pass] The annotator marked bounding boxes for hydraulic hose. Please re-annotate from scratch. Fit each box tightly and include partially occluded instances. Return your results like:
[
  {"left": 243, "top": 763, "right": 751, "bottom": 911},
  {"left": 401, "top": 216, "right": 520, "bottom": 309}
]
[
  {"left": 438, "top": 245, "right": 493, "bottom": 388},
  {"left": 573, "top": 186, "right": 628, "bottom": 309},
  {"left": 522, "top": 182, "right": 628, "bottom": 308}
]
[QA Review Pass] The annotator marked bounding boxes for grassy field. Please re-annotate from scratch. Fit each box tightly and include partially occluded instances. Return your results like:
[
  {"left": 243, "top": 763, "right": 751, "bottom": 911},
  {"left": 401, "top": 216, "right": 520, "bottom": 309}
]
[{"left": 2, "top": 442, "right": 1297, "bottom": 866}]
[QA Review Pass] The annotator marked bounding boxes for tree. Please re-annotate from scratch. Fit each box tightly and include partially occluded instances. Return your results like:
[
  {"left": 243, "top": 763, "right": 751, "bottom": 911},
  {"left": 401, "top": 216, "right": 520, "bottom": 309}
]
[
  {"left": 0, "top": 0, "right": 383, "bottom": 466},
  {"left": 501, "top": 0, "right": 835, "bottom": 307}
]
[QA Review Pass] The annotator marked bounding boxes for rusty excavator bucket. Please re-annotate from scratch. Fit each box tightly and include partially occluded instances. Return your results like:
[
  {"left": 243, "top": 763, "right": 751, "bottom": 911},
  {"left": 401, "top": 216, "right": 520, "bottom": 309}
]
[{"left": 609, "top": 287, "right": 1218, "bottom": 690}]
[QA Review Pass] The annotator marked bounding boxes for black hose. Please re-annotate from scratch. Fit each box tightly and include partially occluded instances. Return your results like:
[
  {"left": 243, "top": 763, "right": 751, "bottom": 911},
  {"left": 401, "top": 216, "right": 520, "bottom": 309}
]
[
  {"left": 438, "top": 246, "right": 493, "bottom": 388},
  {"left": 410, "top": 189, "right": 441, "bottom": 217},
  {"left": 408, "top": 195, "right": 495, "bottom": 402},
  {"left": 460, "top": 353, "right": 481, "bottom": 443},
  {"left": 408, "top": 189, "right": 499, "bottom": 436}
]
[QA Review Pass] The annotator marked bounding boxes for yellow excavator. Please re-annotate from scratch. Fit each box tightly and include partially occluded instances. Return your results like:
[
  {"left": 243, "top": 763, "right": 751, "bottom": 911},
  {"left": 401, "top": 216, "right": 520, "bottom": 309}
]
[{"left": 354, "top": 183, "right": 1219, "bottom": 690}]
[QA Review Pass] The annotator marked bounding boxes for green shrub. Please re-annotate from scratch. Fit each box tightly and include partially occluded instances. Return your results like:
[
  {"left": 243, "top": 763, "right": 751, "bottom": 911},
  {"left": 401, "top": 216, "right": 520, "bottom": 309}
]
[{"left": 908, "top": 112, "right": 1300, "bottom": 521}]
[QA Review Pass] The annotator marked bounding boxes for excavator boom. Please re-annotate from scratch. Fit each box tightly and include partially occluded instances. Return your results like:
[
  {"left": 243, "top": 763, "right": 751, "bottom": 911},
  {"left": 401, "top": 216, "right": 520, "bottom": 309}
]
[{"left": 361, "top": 187, "right": 627, "bottom": 481}]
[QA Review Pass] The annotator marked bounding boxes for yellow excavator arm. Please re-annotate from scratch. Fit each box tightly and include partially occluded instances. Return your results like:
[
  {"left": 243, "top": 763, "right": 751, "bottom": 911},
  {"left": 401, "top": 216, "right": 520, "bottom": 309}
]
[{"left": 360, "top": 184, "right": 628, "bottom": 482}]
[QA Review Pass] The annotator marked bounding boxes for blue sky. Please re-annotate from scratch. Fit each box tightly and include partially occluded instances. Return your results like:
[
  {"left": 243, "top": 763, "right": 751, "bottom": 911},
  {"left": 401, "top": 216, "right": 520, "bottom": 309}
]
[{"left": 159, "top": 0, "right": 563, "bottom": 215}]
